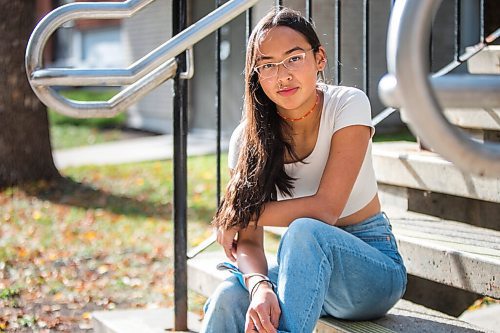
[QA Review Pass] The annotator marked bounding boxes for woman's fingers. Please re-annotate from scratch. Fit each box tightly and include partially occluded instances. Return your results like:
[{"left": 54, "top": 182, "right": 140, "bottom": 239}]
[
  {"left": 247, "top": 308, "right": 275, "bottom": 333},
  {"left": 256, "top": 305, "right": 277, "bottom": 333},
  {"left": 216, "top": 226, "right": 238, "bottom": 261},
  {"left": 270, "top": 301, "right": 281, "bottom": 329},
  {"left": 245, "top": 305, "right": 277, "bottom": 333},
  {"left": 245, "top": 311, "right": 259, "bottom": 333},
  {"left": 221, "top": 236, "right": 236, "bottom": 262},
  {"left": 223, "top": 243, "right": 237, "bottom": 262}
]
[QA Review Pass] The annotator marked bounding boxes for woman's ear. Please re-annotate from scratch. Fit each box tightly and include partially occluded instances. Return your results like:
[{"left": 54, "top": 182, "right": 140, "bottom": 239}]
[{"left": 315, "top": 46, "right": 327, "bottom": 71}]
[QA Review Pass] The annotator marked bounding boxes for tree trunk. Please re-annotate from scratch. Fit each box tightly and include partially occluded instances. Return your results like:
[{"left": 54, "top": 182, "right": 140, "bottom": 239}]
[{"left": 0, "top": 0, "right": 60, "bottom": 188}]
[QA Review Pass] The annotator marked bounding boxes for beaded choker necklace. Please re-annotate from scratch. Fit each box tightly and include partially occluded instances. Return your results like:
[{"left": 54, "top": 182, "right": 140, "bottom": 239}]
[{"left": 277, "top": 92, "right": 319, "bottom": 122}]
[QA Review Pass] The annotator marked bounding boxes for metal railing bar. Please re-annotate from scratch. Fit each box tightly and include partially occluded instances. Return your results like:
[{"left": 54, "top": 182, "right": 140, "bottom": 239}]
[
  {"left": 429, "top": 20, "right": 433, "bottom": 72},
  {"left": 435, "top": 27, "right": 500, "bottom": 77},
  {"left": 383, "top": 0, "right": 500, "bottom": 176},
  {"left": 454, "top": 0, "right": 461, "bottom": 61},
  {"left": 246, "top": 7, "right": 253, "bottom": 43},
  {"left": 335, "top": 0, "right": 341, "bottom": 85},
  {"left": 276, "top": 0, "right": 282, "bottom": 8},
  {"left": 216, "top": 0, "right": 222, "bottom": 210},
  {"left": 374, "top": 27, "right": 500, "bottom": 126},
  {"left": 173, "top": 0, "right": 189, "bottom": 328},
  {"left": 179, "top": 47, "right": 194, "bottom": 80},
  {"left": 26, "top": 0, "right": 155, "bottom": 75},
  {"left": 28, "top": 0, "right": 259, "bottom": 87},
  {"left": 36, "top": 59, "right": 177, "bottom": 118},
  {"left": 380, "top": 74, "right": 500, "bottom": 110},
  {"left": 31, "top": 68, "right": 136, "bottom": 87},
  {"left": 306, "top": 0, "right": 313, "bottom": 22},
  {"left": 429, "top": 75, "right": 500, "bottom": 109},
  {"left": 30, "top": 51, "right": 190, "bottom": 88},
  {"left": 372, "top": 107, "right": 396, "bottom": 127},
  {"left": 479, "top": 0, "right": 485, "bottom": 42},
  {"left": 187, "top": 234, "right": 217, "bottom": 259},
  {"left": 363, "top": 0, "right": 369, "bottom": 95}
]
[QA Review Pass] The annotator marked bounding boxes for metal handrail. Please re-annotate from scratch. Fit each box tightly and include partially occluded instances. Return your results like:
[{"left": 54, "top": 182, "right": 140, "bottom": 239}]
[
  {"left": 380, "top": 74, "right": 500, "bottom": 109},
  {"left": 374, "top": 28, "right": 500, "bottom": 126},
  {"left": 27, "top": 0, "right": 155, "bottom": 86},
  {"left": 378, "top": 0, "right": 500, "bottom": 177},
  {"left": 26, "top": 0, "right": 258, "bottom": 117}
]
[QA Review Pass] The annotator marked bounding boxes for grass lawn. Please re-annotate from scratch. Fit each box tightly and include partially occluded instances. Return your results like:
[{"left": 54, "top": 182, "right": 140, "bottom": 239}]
[
  {"left": 1, "top": 154, "right": 269, "bottom": 332},
  {"left": 49, "top": 89, "right": 131, "bottom": 150},
  {"left": 373, "top": 127, "right": 416, "bottom": 143}
]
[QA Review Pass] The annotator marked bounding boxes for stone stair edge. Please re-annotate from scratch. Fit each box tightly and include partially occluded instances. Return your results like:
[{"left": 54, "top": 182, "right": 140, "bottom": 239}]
[
  {"left": 187, "top": 251, "right": 488, "bottom": 333},
  {"left": 372, "top": 141, "right": 500, "bottom": 203}
]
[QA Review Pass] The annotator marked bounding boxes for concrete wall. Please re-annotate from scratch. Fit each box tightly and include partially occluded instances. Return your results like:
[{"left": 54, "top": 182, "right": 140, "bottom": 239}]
[
  {"left": 189, "top": 0, "right": 401, "bottom": 136},
  {"left": 120, "top": 0, "right": 470, "bottom": 135},
  {"left": 122, "top": 0, "right": 173, "bottom": 134},
  {"left": 189, "top": 1, "right": 247, "bottom": 136}
]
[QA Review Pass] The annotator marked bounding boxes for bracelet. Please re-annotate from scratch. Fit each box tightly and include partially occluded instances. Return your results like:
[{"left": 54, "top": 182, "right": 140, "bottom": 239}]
[
  {"left": 249, "top": 279, "right": 275, "bottom": 301},
  {"left": 243, "top": 272, "right": 269, "bottom": 287}
]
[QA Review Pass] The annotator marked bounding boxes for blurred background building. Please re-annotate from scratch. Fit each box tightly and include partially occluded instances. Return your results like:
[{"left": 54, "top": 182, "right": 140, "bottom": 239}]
[{"left": 37, "top": 0, "right": 498, "bottom": 136}]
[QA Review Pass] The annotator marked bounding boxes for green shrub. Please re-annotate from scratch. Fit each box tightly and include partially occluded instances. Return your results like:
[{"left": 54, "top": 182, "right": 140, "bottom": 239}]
[{"left": 48, "top": 88, "right": 126, "bottom": 128}]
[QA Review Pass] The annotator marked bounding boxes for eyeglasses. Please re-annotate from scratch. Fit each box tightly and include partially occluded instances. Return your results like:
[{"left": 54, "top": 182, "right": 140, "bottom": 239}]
[{"left": 254, "top": 49, "right": 313, "bottom": 79}]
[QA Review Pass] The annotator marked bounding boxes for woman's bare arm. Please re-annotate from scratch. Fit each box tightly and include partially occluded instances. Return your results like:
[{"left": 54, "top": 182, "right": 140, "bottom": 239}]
[
  {"left": 236, "top": 225, "right": 267, "bottom": 276},
  {"left": 256, "top": 125, "right": 371, "bottom": 227}
]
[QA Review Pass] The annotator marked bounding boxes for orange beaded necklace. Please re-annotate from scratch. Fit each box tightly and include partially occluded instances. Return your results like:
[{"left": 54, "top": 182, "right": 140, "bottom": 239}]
[{"left": 277, "top": 91, "right": 319, "bottom": 122}]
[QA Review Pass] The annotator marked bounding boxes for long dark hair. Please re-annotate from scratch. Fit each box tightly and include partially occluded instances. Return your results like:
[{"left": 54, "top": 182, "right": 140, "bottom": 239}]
[{"left": 213, "top": 8, "right": 322, "bottom": 230}]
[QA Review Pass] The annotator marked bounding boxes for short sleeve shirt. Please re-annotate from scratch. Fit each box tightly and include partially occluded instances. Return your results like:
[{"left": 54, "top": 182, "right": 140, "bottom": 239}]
[{"left": 228, "top": 84, "right": 378, "bottom": 218}]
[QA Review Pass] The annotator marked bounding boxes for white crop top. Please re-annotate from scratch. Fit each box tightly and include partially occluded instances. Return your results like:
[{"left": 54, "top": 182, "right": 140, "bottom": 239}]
[{"left": 228, "top": 84, "right": 378, "bottom": 218}]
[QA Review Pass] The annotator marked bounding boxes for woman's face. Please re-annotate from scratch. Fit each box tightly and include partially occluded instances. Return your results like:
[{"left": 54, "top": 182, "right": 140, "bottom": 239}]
[{"left": 254, "top": 26, "right": 326, "bottom": 112}]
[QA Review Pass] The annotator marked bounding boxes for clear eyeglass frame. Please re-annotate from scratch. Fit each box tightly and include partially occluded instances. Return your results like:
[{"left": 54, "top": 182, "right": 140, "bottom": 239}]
[{"left": 254, "top": 49, "right": 313, "bottom": 79}]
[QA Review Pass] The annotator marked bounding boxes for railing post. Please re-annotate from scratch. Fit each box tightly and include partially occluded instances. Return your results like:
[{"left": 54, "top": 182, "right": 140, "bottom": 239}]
[
  {"left": 215, "top": 0, "right": 222, "bottom": 208},
  {"left": 334, "top": 0, "right": 341, "bottom": 85},
  {"left": 172, "top": 0, "right": 188, "bottom": 330}
]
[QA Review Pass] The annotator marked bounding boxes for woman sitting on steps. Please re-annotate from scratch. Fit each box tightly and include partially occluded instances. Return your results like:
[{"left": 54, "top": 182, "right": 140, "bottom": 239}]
[{"left": 201, "top": 7, "right": 407, "bottom": 333}]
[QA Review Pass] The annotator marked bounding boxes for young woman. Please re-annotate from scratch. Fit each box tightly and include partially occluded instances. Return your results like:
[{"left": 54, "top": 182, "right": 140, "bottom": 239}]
[{"left": 201, "top": 7, "right": 407, "bottom": 333}]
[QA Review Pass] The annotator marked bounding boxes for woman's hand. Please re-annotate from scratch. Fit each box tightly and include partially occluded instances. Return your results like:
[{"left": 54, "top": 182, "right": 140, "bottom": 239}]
[
  {"left": 215, "top": 225, "right": 240, "bottom": 262},
  {"left": 245, "top": 284, "right": 281, "bottom": 333}
]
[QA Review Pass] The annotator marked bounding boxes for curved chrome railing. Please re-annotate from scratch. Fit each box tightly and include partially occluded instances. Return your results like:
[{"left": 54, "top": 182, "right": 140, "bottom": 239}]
[
  {"left": 26, "top": 0, "right": 258, "bottom": 118},
  {"left": 378, "top": 0, "right": 500, "bottom": 177}
]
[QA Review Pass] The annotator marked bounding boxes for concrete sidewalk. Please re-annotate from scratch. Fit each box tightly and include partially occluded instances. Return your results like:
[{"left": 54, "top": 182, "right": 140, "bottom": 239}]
[{"left": 53, "top": 133, "right": 229, "bottom": 169}]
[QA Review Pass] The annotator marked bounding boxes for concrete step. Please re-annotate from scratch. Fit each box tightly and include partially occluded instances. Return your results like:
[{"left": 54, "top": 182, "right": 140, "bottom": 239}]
[
  {"left": 266, "top": 207, "right": 500, "bottom": 298},
  {"left": 372, "top": 141, "right": 500, "bottom": 203},
  {"left": 187, "top": 251, "right": 487, "bottom": 333},
  {"left": 92, "top": 307, "right": 201, "bottom": 333},
  {"left": 385, "top": 207, "right": 500, "bottom": 298},
  {"left": 443, "top": 44, "right": 500, "bottom": 132},
  {"left": 443, "top": 108, "right": 500, "bottom": 131},
  {"left": 377, "top": 183, "right": 500, "bottom": 232},
  {"left": 467, "top": 45, "right": 500, "bottom": 75}
]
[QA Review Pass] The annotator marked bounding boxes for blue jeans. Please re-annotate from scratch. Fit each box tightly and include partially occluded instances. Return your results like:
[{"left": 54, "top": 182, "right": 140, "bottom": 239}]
[{"left": 200, "top": 212, "right": 407, "bottom": 333}]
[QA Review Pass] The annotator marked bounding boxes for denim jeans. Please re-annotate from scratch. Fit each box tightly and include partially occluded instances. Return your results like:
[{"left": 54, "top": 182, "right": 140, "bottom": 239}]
[{"left": 200, "top": 212, "right": 407, "bottom": 333}]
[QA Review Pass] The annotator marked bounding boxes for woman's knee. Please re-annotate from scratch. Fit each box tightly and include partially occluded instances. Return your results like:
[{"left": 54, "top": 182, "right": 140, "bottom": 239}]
[
  {"left": 278, "top": 218, "right": 347, "bottom": 261},
  {"left": 278, "top": 218, "right": 327, "bottom": 257},
  {"left": 283, "top": 217, "right": 332, "bottom": 245},
  {"left": 204, "top": 276, "right": 248, "bottom": 315}
]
